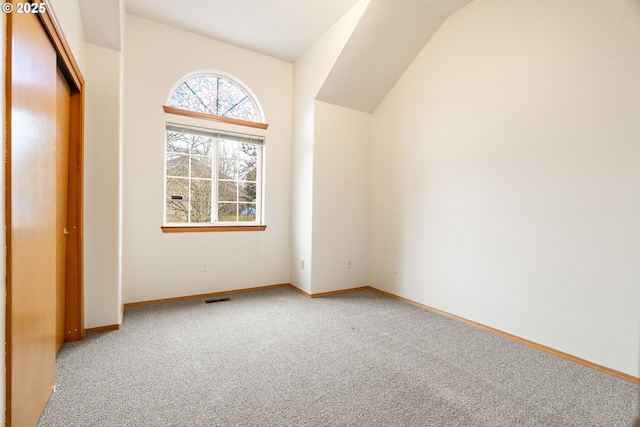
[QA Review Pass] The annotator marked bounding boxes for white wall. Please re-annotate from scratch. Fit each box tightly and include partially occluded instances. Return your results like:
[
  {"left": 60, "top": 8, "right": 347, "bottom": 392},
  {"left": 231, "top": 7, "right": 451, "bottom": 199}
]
[
  {"left": 84, "top": 42, "right": 122, "bottom": 327},
  {"left": 49, "top": 0, "right": 86, "bottom": 72},
  {"left": 370, "top": 0, "right": 640, "bottom": 377},
  {"left": 311, "top": 101, "right": 371, "bottom": 293},
  {"left": 290, "top": 0, "right": 370, "bottom": 293},
  {"left": 118, "top": 0, "right": 125, "bottom": 322},
  {"left": 47, "top": 0, "right": 125, "bottom": 331},
  {"left": 122, "top": 15, "right": 292, "bottom": 303}
]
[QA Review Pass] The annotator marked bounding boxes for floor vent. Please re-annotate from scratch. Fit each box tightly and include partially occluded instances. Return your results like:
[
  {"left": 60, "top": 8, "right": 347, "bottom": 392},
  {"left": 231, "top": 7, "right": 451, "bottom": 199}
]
[{"left": 204, "top": 297, "right": 231, "bottom": 304}]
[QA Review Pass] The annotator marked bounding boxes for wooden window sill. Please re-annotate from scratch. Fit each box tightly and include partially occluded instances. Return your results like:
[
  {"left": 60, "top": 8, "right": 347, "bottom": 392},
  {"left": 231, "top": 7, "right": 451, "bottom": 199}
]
[
  {"left": 161, "top": 225, "right": 267, "bottom": 233},
  {"left": 163, "top": 105, "right": 269, "bottom": 130}
]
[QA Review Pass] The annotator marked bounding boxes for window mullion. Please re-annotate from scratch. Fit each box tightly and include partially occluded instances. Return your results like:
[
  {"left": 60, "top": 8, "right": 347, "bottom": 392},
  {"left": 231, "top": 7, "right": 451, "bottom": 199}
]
[
  {"left": 212, "top": 138, "right": 219, "bottom": 223},
  {"left": 236, "top": 153, "right": 240, "bottom": 223},
  {"left": 216, "top": 77, "right": 220, "bottom": 116},
  {"left": 257, "top": 146, "right": 263, "bottom": 223},
  {"left": 187, "top": 146, "right": 192, "bottom": 223}
]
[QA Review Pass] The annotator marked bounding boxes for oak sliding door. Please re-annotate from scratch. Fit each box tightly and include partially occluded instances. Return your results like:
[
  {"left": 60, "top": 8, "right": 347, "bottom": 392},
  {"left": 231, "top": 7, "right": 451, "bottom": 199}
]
[{"left": 5, "top": 1, "right": 84, "bottom": 426}]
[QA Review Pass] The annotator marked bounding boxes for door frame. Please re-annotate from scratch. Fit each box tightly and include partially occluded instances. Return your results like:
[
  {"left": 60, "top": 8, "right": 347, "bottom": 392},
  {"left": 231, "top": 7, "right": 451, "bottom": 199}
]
[
  {"left": 5, "top": 0, "right": 84, "bottom": 423},
  {"left": 37, "top": 0, "right": 85, "bottom": 344}
]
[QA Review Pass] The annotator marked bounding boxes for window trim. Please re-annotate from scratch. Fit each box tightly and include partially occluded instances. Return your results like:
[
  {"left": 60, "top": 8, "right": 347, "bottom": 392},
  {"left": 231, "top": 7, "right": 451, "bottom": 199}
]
[
  {"left": 163, "top": 105, "right": 268, "bottom": 130},
  {"left": 163, "top": 72, "right": 268, "bottom": 233},
  {"left": 161, "top": 225, "right": 267, "bottom": 233},
  {"left": 164, "top": 124, "right": 265, "bottom": 228}
]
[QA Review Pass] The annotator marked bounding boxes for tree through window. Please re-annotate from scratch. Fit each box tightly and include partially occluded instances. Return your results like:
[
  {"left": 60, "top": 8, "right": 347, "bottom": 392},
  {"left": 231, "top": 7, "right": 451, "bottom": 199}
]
[{"left": 164, "top": 73, "right": 265, "bottom": 227}]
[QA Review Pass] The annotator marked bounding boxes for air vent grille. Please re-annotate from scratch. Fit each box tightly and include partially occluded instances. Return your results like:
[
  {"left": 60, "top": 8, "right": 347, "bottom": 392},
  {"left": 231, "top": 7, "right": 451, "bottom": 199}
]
[{"left": 204, "top": 297, "right": 230, "bottom": 304}]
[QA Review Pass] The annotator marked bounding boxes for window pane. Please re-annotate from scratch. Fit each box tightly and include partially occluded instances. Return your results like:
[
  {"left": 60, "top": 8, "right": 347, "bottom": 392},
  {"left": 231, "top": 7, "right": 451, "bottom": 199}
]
[
  {"left": 239, "top": 182, "right": 257, "bottom": 203},
  {"left": 190, "top": 135, "right": 212, "bottom": 156},
  {"left": 238, "top": 144, "right": 257, "bottom": 181},
  {"left": 218, "top": 181, "right": 238, "bottom": 202},
  {"left": 167, "top": 131, "right": 190, "bottom": 153},
  {"left": 230, "top": 98, "right": 259, "bottom": 123},
  {"left": 218, "top": 139, "right": 239, "bottom": 159},
  {"left": 190, "top": 180, "right": 211, "bottom": 223},
  {"left": 168, "top": 84, "right": 192, "bottom": 111},
  {"left": 191, "top": 156, "right": 212, "bottom": 179},
  {"left": 171, "top": 80, "right": 210, "bottom": 114},
  {"left": 167, "top": 177, "right": 188, "bottom": 199},
  {"left": 166, "top": 200, "right": 189, "bottom": 223},
  {"left": 167, "top": 153, "right": 189, "bottom": 177},
  {"left": 186, "top": 76, "right": 216, "bottom": 114},
  {"left": 166, "top": 177, "right": 189, "bottom": 223},
  {"left": 217, "top": 79, "right": 246, "bottom": 116},
  {"left": 218, "top": 158, "right": 237, "bottom": 180},
  {"left": 218, "top": 202, "right": 238, "bottom": 221},
  {"left": 239, "top": 203, "right": 256, "bottom": 222}
]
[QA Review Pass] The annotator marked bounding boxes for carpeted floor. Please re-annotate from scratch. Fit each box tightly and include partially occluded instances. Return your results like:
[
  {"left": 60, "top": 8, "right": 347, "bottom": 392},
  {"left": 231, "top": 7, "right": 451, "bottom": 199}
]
[{"left": 38, "top": 287, "right": 638, "bottom": 426}]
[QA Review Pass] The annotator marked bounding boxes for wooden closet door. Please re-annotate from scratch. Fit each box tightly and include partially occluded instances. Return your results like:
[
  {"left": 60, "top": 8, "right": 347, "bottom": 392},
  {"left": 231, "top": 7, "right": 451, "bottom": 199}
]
[
  {"left": 56, "top": 66, "right": 71, "bottom": 351},
  {"left": 8, "top": 10, "right": 59, "bottom": 427}
]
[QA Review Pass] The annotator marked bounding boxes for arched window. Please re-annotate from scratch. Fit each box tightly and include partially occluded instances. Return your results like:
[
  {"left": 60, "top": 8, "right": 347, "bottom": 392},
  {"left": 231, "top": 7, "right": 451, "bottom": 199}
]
[
  {"left": 167, "top": 74, "right": 262, "bottom": 123},
  {"left": 162, "top": 73, "right": 267, "bottom": 231}
]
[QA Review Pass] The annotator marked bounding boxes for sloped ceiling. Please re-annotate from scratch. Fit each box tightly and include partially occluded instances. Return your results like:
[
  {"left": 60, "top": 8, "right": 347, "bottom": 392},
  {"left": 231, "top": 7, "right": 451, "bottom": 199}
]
[
  {"left": 123, "top": 0, "right": 361, "bottom": 62},
  {"left": 78, "top": 0, "right": 474, "bottom": 113},
  {"left": 316, "top": 0, "right": 474, "bottom": 113},
  {"left": 80, "top": 0, "right": 122, "bottom": 50}
]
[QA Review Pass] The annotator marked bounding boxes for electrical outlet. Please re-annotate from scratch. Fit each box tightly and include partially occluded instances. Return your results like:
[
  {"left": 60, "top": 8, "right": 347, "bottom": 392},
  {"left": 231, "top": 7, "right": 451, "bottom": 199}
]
[
  {"left": 300, "top": 260, "right": 305, "bottom": 270},
  {"left": 347, "top": 259, "right": 352, "bottom": 268},
  {"left": 393, "top": 262, "right": 398, "bottom": 273},
  {"left": 201, "top": 260, "right": 209, "bottom": 272}
]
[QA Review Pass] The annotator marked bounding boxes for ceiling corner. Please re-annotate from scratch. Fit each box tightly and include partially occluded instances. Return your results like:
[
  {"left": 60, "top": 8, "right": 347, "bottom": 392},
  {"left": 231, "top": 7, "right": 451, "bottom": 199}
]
[
  {"left": 316, "top": 0, "right": 474, "bottom": 113},
  {"left": 80, "top": 0, "right": 122, "bottom": 51}
]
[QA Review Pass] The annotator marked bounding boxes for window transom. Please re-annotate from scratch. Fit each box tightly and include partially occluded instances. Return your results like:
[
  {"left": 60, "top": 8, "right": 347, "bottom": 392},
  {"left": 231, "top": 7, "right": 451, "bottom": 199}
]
[{"left": 168, "top": 74, "right": 261, "bottom": 123}]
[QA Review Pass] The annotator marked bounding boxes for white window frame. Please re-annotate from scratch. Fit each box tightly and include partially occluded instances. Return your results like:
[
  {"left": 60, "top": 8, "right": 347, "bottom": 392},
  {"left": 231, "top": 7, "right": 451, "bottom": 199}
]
[
  {"left": 164, "top": 122, "right": 265, "bottom": 227},
  {"left": 161, "top": 71, "right": 268, "bottom": 232}
]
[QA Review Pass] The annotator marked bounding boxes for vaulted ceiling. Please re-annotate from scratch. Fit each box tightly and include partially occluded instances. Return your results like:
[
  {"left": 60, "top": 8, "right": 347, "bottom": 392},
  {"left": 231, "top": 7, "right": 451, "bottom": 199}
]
[
  {"left": 124, "top": 0, "right": 362, "bottom": 62},
  {"left": 79, "top": 0, "right": 474, "bottom": 112},
  {"left": 317, "top": 0, "right": 474, "bottom": 112}
]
